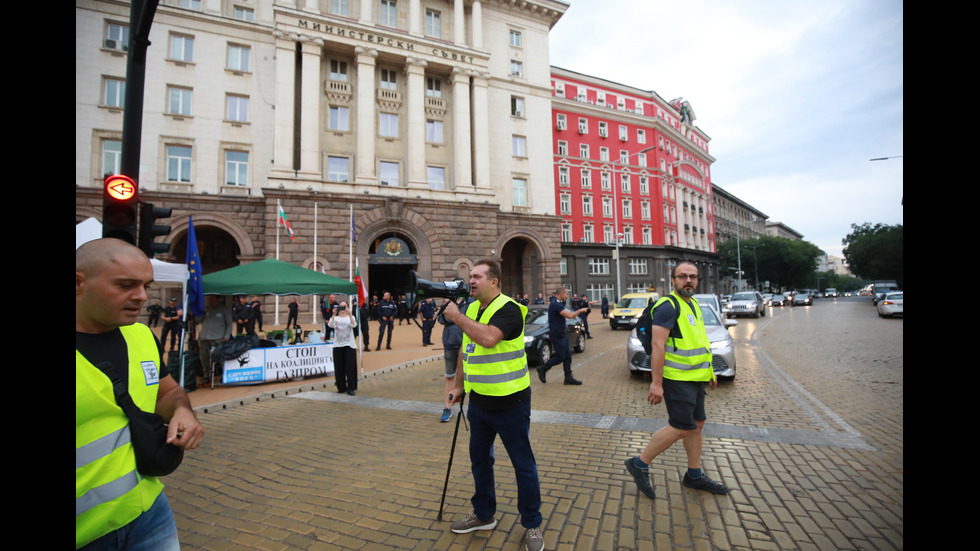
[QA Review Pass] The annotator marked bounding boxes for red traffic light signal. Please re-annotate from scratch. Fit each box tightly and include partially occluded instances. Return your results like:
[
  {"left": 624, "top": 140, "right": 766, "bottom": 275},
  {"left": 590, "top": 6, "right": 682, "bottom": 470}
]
[{"left": 102, "top": 174, "right": 139, "bottom": 244}]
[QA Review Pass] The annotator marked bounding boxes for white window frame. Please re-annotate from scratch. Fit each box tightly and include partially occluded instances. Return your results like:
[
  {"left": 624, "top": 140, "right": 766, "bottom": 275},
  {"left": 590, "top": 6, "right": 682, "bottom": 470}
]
[
  {"left": 105, "top": 22, "right": 129, "bottom": 51},
  {"left": 556, "top": 113, "right": 567, "bottom": 130},
  {"left": 510, "top": 60, "right": 523, "bottom": 78},
  {"left": 380, "top": 0, "right": 398, "bottom": 27},
  {"left": 226, "top": 94, "right": 249, "bottom": 122},
  {"left": 512, "top": 135, "right": 527, "bottom": 158},
  {"left": 233, "top": 6, "right": 254, "bottom": 21},
  {"left": 509, "top": 29, "right": 522, "bottom": 47},
  {"left": 580, "top": 168, "right": 591, "bottom": 188},
  {"left": 588, "top": 257, "right": 609, "bottom": 275},
  {"left": 426, "top": 119, "right": 443, "bottom": 143},
  {"left": 425, "top": 9, "right": 441, "bottom": 38},
  {"left": 331, "top": 0, "right": 349, "bottom": 16},
  {"left": 426, "top": 77, "right": 442, "bottom": 97},
  {"left": 379, "top": 161, "right": 400, "bottom": 186},
  {"left": 600, "top": 171, "right": 611, "bottom": 191},
  {"left": 167, "top": 86, "right": 192, "bottom": 116},
  {"left": 561, "top": 225, "right": 572, "bottom": 243},
  {"left": 580, "top": 144, "right": 589, "bottom": 158},
  {"left": 598, "top": 121, "right": 608, "bottom": 138},
  {"left": 511, "top": 96, "right": 525, "bottom": 118},
  {"left": 582, "top": 194, "right": 593, "bottom": 216},
  {"left": 602, "top": 197, "right": 612, "bottom": 218},
  {"left": 583, "top": 224, "right": 594, "bottom": 243},
  {"left": 227, "top": 44, "right": 250, "bottom": 72},
  {"left": 559, "top": 193, "right": 571, "bottom": 215},
  {"left": 331, "top": 59, "right": 349, "bottom": 82},
  {"left": 427, "top": 166, "right": 446, "bottom": 190},
  {"left": 379, "top": 112, "right": 399, "bottom": 138},
  {"left": 166, "top": 145, "right": 192, "bottom": 182},
  {"left": 328, "top": 105, "right": 349, "bottom": 131},
  {"left": 557, "top": 140, "right": 568, "bottom": 156},
  {"left": 380, "top": 68, "right": 398, "bottom": 90},
  {"left": 578, "top": 118, "right": 588, "bottom": 134},
  {"left": 225, "top": 150, "right": 249, "bottom": 186},
  {"left": 327, "top": 156, "right": 350, "bottom": 182},
  {"left": 169, "top": 33, "right": 194, "bottom": 62},
  {"left": 637, "top": 129, "right": 646, "bottom": 144},
  {"left": 641, "top": 200, "right": 651, "bottom": 220},
  {"left": 599, "top": 147, "right": 609, "bottom": 162},
  {"left": 629, "top": 258, "right": 648, "bottom": 275},
  {"left": 622, "top": 198, "right": 632, "bottom": 219},
  {"left": 559, "top": 166, "right": 569, "bottom": 186},
  {"left": 512, "top": 177, "right": 527, "bottom": 207},
  {"left": 102, "top": 139, "right": 122, "bottom": 178},
  {"left": 104, "top": 77, "right": 126, "bottom": 108},
  {"left": 642, "top": 227, "right": 652, "bottom": 245},
  {"left": 619, "top": 125, "right": 628, "bottom": 141}
]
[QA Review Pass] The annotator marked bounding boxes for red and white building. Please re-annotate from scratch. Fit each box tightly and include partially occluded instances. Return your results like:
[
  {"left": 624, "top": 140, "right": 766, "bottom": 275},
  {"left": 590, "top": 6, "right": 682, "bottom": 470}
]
[{"left": 550, "top": 67, "right": 720, "bottom": 298}]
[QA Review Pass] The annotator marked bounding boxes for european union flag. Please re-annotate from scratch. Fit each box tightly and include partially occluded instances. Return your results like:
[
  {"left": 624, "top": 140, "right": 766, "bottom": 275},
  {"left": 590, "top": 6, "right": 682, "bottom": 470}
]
[{"left": 186, "top": 216, "right": 205, "bottom": 318}]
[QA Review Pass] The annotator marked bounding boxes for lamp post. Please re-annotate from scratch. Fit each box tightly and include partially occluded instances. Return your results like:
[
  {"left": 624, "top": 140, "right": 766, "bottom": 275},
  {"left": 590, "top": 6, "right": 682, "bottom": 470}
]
[
  {"left": 747, "top": 243, "right": 763, "bottom": 291},
  {"left": 611, "top": 145, "right": 657, "bottom": 300}
]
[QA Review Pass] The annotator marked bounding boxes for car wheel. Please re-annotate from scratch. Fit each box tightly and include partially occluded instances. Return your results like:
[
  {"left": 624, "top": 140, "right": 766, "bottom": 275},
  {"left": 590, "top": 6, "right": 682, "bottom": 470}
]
[
  {"left": 760, "top": 307, "right": 766, "bottom": 317},
  {"left": 609, "top": 320, "right": 617, "bottom": 330},
  {"left": 753, "top": 308, "right": 761, "bottom": 318},
  {"left": 538, "top": 341, "right": 551, "bottom": 365},
  {"left": 573, "top": 332, "right": 586, "bottom": 353}
]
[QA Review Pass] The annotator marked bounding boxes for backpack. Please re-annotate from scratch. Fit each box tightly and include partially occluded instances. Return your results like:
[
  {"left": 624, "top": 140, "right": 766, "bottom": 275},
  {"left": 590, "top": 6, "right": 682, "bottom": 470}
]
[{"left": 635, "top": 295, "right": 680, "bottom": 356}]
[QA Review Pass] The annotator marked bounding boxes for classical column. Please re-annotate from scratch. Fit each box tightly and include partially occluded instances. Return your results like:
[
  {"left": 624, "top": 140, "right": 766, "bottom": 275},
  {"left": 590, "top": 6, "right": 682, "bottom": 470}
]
[
  {"left": 359, "top": 0, "right": 372, "bottom": 24},
  {"left": 454, "top": 0, "right": 465, "bottom": 46},
  {"left": 471, "top": 71, "right": 491, "bottom": 192},
  {"left": 405, "top": 57, "right": 428, "bottom": 189},
  {"left": 271, "top": 31, "right": 296, "bottom": 175},
  {"left": 451, "top": 68, "right": 472, "bottom": 189},
  {"left": 355, "top": 47, "right": 379, "bottom": 184},
  {"left": 471, "top": 0, "right": 483, "bottom": 49},
  {"left": 676, "top": 187, "right": 688, "bottom": 249},
  {"left": 299, "top": 36, "right": 323, "bottom": 177},
  {"left": 409, "top": 0, "right": 421, "bottom": 36}
]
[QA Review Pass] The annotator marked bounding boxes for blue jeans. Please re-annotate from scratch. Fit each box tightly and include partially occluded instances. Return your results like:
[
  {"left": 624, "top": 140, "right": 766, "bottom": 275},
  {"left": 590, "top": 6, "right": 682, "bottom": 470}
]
[
  {"left": 81, "top": 492, "right": 180, "bottom": 551},
  {"left": 542, "top": 331, "right": 572, "bottom": 373},
  {"left": 467, "top": 398, "right": 542, "bottom": 528}
]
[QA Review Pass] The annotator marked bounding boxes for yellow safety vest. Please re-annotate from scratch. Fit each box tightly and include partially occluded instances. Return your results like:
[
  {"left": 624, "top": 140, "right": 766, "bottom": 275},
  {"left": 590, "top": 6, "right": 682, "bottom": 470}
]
[
  {"left": 655, "top": 293, "right": 713, "bottom": 382},
  {"left": 461, "top": 294, "right": 529, "bottom": 396},
  {"left": 76, "top": 324, "right": 165, "bottom": 549}
]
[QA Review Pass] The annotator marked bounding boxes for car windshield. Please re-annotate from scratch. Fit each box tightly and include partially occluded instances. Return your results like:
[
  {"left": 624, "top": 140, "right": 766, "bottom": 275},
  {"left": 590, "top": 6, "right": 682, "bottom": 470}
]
[
  {"left": 732, "top": 293, "right": 756, "bottom": 301},
  {"left": 887, "top": 293, "right": 903, "bottom": 300},
  {"left": 617, "top": 298, "right": 648, "bottom": 308},
  {"left": 699, "top": 305, "right": 722, "bottom": 327},
  {"left": 525, "top": 310, "right": 549, "bottom": 325}
]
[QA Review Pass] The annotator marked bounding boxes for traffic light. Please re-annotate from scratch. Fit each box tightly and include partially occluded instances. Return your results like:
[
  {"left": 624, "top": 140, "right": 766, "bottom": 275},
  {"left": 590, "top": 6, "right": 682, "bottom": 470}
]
[
  {"left": 102, "top": 174, "right": 139, "bottom": 244},
  {"left": 139, "top": 202, "right": 173, "bottom": 258}
]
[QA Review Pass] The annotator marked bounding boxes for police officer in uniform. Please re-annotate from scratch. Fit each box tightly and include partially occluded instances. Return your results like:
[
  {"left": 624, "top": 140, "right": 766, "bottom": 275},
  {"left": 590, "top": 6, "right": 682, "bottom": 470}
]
[
  {"left": 623, "top": 261, "right": 729, "bottom": 498},
  {"left": 442, "top": 259, "right": 544, "bottom": 551},
  {"left": 76, "top": 238, "right": 205, "bottom": 549}
]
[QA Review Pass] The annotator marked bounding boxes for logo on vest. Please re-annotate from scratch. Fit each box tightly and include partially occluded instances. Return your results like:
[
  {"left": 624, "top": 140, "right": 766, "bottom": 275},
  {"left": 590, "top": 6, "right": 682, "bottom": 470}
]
[
  {"left": 687, "top": 314, "right": 697, "bottom": 326},
  {"left": 466, "top": 343, "right": 476, "bottom": 353},
  {"left": 141, "top": 361, "right": 160, "bottom": 386}
]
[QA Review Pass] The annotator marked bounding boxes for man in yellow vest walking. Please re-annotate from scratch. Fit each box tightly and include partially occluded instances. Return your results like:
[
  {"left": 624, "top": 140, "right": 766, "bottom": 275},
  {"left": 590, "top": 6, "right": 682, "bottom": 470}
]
[
  {"left": 624, "top": 261, "right": 729, "bottom": 498},
  {"left": 76, "top": 238, "right": 206, "bottom": 549},
  {"left": 442, "top": 259, "right": 544, "bottom": 551}
]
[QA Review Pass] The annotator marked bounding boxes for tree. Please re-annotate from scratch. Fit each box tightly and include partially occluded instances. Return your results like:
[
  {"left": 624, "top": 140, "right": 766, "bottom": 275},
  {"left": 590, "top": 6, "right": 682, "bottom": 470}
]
[
  {"left": 842, "top": 223, "right": 903, "bottom": 288},
  {"left": 718, "top": 235, "right": 822, "bottom": 291}
]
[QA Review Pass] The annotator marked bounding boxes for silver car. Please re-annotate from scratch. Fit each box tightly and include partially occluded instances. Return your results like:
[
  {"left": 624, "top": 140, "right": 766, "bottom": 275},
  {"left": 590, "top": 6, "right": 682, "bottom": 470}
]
[
  {"left": 627, "top": 304, "right": 738, "bottom": 380},
  {"left": 728, "top": 291, "right": 766, "bottom": 318}
]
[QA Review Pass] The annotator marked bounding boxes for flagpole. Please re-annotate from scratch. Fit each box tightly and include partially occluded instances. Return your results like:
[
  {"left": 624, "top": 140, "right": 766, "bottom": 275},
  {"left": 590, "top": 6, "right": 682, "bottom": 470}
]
[
  {"left": 275, "top": 200, "right": 281, "bottom": 327},
  {"left": 313, "top": 202, "right": 319, "bottom": 328}
]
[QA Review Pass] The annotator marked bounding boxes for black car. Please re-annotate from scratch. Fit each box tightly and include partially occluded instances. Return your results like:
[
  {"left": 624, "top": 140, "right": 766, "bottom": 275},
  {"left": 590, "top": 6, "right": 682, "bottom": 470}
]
[{"left": 524, "top": 305, "right": 587, "bottom": 366}]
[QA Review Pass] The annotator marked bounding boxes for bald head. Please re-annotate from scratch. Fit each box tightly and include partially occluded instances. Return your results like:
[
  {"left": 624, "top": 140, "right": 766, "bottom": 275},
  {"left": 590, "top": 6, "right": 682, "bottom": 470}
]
[
  {"left": 76, "top": 238, "right": 150, "bottom": 279},
  {"left": 76, "top": 238, "right": 155, "bottom": 333}
]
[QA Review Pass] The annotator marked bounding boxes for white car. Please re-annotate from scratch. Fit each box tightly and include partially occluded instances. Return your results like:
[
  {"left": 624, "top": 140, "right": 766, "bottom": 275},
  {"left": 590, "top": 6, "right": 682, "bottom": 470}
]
[
  {"left": 627, "top": 304, "right": 738, "bottom": 379},
  {"left": 877, "top": 292, "right": 903, "bottom": 318},
  {"left": 728, "top": 291, "right": 765, "bottom": 318}
]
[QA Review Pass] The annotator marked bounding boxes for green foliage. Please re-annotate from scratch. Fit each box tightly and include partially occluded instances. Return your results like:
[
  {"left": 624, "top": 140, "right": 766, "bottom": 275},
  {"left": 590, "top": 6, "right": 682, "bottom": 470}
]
[
  {"left": 718, "top": 235, "right": 822, "bottom": 291},
  {"left": 842, "top": 223, "right": 903, "bottom": 288}
]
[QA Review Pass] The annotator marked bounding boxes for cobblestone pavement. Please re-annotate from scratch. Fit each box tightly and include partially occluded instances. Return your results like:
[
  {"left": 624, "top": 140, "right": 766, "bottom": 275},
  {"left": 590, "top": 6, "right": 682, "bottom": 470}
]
[{"left": 165, "top": 297, "right": 902, "bottom": 550}]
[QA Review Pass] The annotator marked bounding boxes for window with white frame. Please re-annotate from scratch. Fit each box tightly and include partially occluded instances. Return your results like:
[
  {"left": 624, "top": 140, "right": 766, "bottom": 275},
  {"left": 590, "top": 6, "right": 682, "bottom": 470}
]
[
  {"left": 330, "top": 59, "right": 348, "bottom": 81},
  {"left": 627, "top": 282, "right": 651, "bottom": 294},
  {"left": 600, "top": 171, "right": 610, "bottom": 191},
  {"left": 425, "top": 9, "right": 441, "bottom": 38},
  {"left": 638, "top": 153, "right": 647, "bottom": 167},
  {"left": 629, "top": 258, "right": 648, "bottom": 275},
  {"left": 380, "top": 0, "right": 397, "bottom": 27},
  {"left": 641, "top": 200, "right": 650, "bottom": 220},
  {"left": 166, "top": 145, "right": 192, "bottom": 182},
  {"left": 561, "top": 225, "right": 572, "bottom": 243},
  {"left": 426, "top": 77, "right": 441, "bottom": 97},
  {"left": 557, "top": 140, "right": 568, "bottom": 156},
  {"left": 380, "top": 161, "right": 399, "bottom": 186},
  {"left": 511, "top": 96, "right": 525, "bottom": 117},
  {"left": 169, "top": 34, "right": 194, "bottom": 62},
  {"left": 228, "top": 44, "right": 250, "bottom": 72},
  {"left": 621, "top": 173, "right": 630, "bottom": 193},
  {"left": 596, "top": 92, "right": 606, "bottom": 106},
  {"left": 619, "top": 125, "right": 628, "bottom": 141},
  {"left": 622, "top": 226, "right": 633, "bottom": 244},
  {"left": 580, "top": 168, "right": 591, "bottom": 188},
  {"left": 602, "top": 197, "right": 612, "bottom": 218},
  {"left": 642, "top": 227, "right": 652, "bottom": 245},
  {"left": 582, "top": 195, "right": 593, "bottom": 216},
  {"left": 225, "top": 151, "right": 248, "bottom": 186},
  {"left": 580, "top": 144, "right": 589, "bottom": 158},
  {"left": 512, "top": 178, "right": 527, "bottom": 207},
  {"left": 327, "top": 156, "right": 350, "bottom": 182},
  {"left": 637, "top": 129, "right": 646, "bottom": 144},
  {"left": 588, "top": 283, "right": 614, "bottom": 302},
  {"left": 589, "top": 257, "right": 609, "bottom": 275},
  {"left": 509, "top": 29, "right": 522, "bottom": 47},
  {"left": 227, "top": 95, "right": 249, "bottom": 122},
  {"left": 328, "top": 105, "right": 349, "bottom": 131},
  {"left": 233, "top": 6, "right": 254, "bottom": 21},
  {"left": 167, "top": 86, "right": 192, "bottom": 116},
  {"left": 380, "top": 68, "right": 397, "bottom": 90},
  {"left": 178, "top": 0, "right": 202, "bottom": 10},
  {"left": 330, "top": 0, "right": 349, "bottom": 16},
  {"left": 598, "top": 121, "right": 608, "bottom": 137},
  {"left": 510, "top": 60, "right": 523, "bottom": 77},
  {"left": 560, "top": 257, "right": 568, "bottom": 274},
  {"left": 379, "top": 113, "right": 398, "bottom": 137},
  {"left": 559, "top": 166, "right": 569, "bottom": 186},
  {"left": 559, "top": 193, "right": 571, "bottom": 215},
  {"left": 427, "top": 166, "right": 445, "bottom": 190},
  {"left": 620, "top": 150, "right": 629, "bottom": 164},
  {"left": 639, "top": 176, "right": 648, "bottom": 194},
  {"left": 426, "top": 119, "right": 443, "bottom": 143},
  {"left": 599, "top": 147, "right": 609, "bottom": 161},
  {"left": 105, "top": 22, "right": 129, "bottom": 51},
  {"left": 583, "top": 224, "right": 594, "bottom": 243},
  {"left": 603, "top": 224, "right": 614, "bottom": 243},
  {"left": 512, "top": 135, "right": 526, "bottom": 157},
  {"left": 102, "top": 139, "right": 121, "bottom": 178},
  {"left": 104, "top": 78, "right": 125, "bottom": 108},
  {"left": 622, "top": 198, "right": 632, "bottom": 219},
  {"left": 578, "top": 118, "right": 588, "bottom": 133}
]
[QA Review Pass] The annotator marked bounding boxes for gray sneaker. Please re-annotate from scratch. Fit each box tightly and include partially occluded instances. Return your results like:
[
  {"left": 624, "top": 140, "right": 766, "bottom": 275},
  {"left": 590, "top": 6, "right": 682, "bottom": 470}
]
[
  {"left": 524, "top": 527, "right": 545, "bottom": 551},
  {"left": 624, "top": 457, "right": 655, "bottom": 498},
  {"left": 450, "top": 513, "right": 497, "bottom": 534}
]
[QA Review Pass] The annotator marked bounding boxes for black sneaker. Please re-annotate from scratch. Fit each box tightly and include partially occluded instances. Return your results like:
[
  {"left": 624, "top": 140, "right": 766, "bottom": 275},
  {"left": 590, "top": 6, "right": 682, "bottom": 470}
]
[
  {"left": 624, "top": 458, "right": 655, "bottom": 498},
  {"left": 682, "top": 472, "right": 729, "bottom": 494},
  {"left": 536, "top": 366, "right": 547, "bottom": 383},
  {"left": 450, "top": 513, "right": 497, "bottom": 534}
]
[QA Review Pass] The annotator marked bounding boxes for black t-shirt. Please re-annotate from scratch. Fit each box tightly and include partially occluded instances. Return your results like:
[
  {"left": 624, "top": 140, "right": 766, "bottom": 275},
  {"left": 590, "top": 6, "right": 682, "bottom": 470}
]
[
  {"left": 76, "top": 328, "right": 165, "bottom": 381},
  {"left": 467, "top": 295, "right": 530, "bottom": 409}
]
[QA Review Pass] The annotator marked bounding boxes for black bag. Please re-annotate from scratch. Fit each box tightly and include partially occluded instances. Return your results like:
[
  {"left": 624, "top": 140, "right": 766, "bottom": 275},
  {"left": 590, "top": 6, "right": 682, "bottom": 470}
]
[
  {"left": 94, "top": 362, "right": 184, "bottom": 477},
  {"left": 635, "top": 295, "right": 680, "bottom": 356}
]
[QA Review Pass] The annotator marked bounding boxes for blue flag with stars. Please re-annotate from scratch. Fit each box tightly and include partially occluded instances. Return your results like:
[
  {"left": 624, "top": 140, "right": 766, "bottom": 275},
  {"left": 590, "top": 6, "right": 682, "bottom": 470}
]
[{"left": 186, "top": 216, "right": 205, "bottom": 318}]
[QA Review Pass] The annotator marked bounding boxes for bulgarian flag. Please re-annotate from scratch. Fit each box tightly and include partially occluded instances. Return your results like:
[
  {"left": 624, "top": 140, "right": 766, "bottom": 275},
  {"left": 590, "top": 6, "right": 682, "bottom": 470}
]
[
  {"left": 278, "top": 201, "right": 295, "bottom": 240},
  {"left": 354, "top": 257, "right": 367, "bottom": 305}
]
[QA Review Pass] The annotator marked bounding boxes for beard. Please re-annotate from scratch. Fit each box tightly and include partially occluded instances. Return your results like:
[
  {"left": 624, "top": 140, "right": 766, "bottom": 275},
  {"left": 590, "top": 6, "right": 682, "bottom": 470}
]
[{"left": 676, "top": 285, "right": 696, "bottom": 298}]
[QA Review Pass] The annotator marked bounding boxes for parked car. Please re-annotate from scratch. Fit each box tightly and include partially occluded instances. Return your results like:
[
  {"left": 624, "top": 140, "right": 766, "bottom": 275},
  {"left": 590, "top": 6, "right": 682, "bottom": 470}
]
[
  {"left": 770, "top": 293, "right": 788, "bottom": 306},
  {"left": 762, "top": 293, "right": 774, "bottom": 305},
  {"left": 792, "top": 293, "right": 813, "bottom": 306},
  {"left": 524, "top": 305, "right": 586, "bottom": 366},
  {"left": 876, "top": 292, "right": 903, "bottom": 318},
  {"left": 627, "top": 304, "right": 738, "bottom": 379},
  {"left": 728, "top": 291, "right": 766, "bottom": 318},
  {"left": 693, "top": 294, "right": 724, "bottom": 317},
  {"left": 609, "top": 291, "right": 660, "bottom": 330},
  {"left": 824, "top": 288, "right": 838, "bottom": 298}
]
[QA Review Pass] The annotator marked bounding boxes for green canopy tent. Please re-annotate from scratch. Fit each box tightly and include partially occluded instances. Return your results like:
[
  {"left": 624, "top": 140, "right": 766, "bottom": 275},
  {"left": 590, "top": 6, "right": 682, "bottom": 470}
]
[{"left": 202, "top": 258, "right": 357, "bottom": 296}]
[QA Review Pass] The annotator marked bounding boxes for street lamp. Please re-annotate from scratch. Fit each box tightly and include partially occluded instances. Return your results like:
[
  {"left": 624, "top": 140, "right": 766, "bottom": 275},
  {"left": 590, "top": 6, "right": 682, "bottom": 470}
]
[
  {"left": 747, "top": 243, "right": 763, "bottom": 291},
  {"left": 611, "top": 145, "right": 657, "bottom": 300}
]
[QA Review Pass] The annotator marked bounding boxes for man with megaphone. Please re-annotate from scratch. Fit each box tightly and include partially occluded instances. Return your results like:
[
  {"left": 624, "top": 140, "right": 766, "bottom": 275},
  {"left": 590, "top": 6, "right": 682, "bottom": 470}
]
[{"left": 441, "top": 259, "right": 545, "bottom": 551}]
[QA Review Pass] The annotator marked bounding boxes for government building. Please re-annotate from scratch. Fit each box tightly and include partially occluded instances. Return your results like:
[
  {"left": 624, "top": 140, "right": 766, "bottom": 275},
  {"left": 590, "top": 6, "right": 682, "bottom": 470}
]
[{"left": 76, "top": 0, "right": 569, "bottom": 312}]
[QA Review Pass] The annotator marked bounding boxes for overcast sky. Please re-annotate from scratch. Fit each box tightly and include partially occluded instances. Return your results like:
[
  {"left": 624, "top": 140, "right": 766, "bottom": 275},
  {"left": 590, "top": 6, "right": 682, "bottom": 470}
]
[{"left": 548, "top": 0, "right": 904, "bottom": 258}]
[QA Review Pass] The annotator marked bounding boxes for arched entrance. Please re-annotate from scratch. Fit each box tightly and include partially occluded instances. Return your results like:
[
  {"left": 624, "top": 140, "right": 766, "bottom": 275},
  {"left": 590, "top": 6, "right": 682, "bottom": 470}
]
[
  {"left": 500, "top": 237, "right": 541, "bottom": 298},
  {"left": 367, "top": 233, "right": 419, "bottom": 299},
  {"left": 171, "top": 227, "right": 242, "bottom": 275}
]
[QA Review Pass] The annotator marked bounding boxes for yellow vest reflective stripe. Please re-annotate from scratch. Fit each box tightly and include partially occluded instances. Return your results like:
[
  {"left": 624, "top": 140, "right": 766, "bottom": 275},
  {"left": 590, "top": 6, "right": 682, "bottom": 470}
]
[
  {"left": 656, "top": 293, "right": 713, "bottom": 382},
  {"left": 461, "top": 294, "right": 529, "bottom": 396},
  {"left": 76, "top": 324, "right": 164, "bottom": 549}
]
